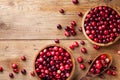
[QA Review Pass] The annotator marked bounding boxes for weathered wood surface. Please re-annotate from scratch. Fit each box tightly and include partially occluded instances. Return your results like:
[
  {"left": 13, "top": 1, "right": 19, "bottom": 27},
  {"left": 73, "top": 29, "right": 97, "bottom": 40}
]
[{"left": 0, "top": 0, "right": 120, "bottom": 80}]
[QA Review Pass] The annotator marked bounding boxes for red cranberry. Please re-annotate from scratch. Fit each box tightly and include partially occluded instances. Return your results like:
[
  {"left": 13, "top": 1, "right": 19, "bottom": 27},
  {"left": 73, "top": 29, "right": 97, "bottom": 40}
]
[
  {"left": 64, "top": 31, "right": 70, "bottom": 37},
  {"left": 57, "top": 24, "right": 62, "bottom": 30},
  {"left": 54, "top": 39, "right": 59, "bottom": 43},
  {"left": 112, "top": 71, "right": 117, "bottom": 76},
  {"left": 60, "top": 66, "right": 65, "bottom": 71},
  {"left": 12, "top": 63, "right": 18, "bottom": 69},
  {"left": 72, "top": 0, "right": 79, "bottom": 4},
  {"left": 9, "top": 73, "right": 14, "bottom": 78},
  {"left": 95, "top": 63, "right": 102, "bottom": 69},
  {"left": 21, "top": 56, "right": 26, "bottom": 61},
  {"left": 110, "top": 66, "right": 117, "bottom": 71},
  {"left": 77, "top": 56, "right": 83, "bottom": 63},
  {"left": 78, "top": 12, "right": 83, "bottom": 17},
  {"left": 81, "top": 47, "right": 87, "bottom": 53},
  {"left": 73, "top": 41, "right": 79, "bottom": 47},
  {"left": 100, "top": 54, "right": 107, "bottom": 60},
  {"left": 88, "top": 59, "right": 93, "bottom": 65},
  {"left": 96, "top": 69, "right": 100, "bottom": 74},
  {"left": 93, "top": 44, "right": 100, "bottom": 50},
  {"left": 71, "top": 21, "right": 76, "bottom": 26},
  {"left": 21, "top": 69, "right": 26, "bottom": 75},
  {"left": 0, "top": 66, "right": 3, "bottom": 72},
  {"left": 69, "top": 45, "right": 75, "bottom": 50},
  {"left": 80, "top": 40, "right": 85, "bottom": 45},
  {"left": 30, "top": 71, "right": 35, "bottom": 76},
  {"left": 13, "top": 68, "right": 19, "bottom": 73},
  {"left": 65, "top": 64, "right": 70, "bottom": 70},
  {"left": 59, "top": 9, "right": 64, "bottom": 14},
  {"left": 80, "top": 64, "right": 86, "bottom": 70},
  {"left": 78, "top": 27, "right": 82, "bottom": 32},
  {"left": 106, "top": 69, "right": 112, "bottom": 75}
]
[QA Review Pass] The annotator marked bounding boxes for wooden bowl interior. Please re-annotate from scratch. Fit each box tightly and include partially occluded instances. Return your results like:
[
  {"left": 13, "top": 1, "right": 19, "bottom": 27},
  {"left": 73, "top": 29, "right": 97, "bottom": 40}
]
[
  {"left": 82, "top": 5, "right": 120, "bottom": 46},
  {"left": 34, "top": 44, "right": 75, "bottom": 80}
]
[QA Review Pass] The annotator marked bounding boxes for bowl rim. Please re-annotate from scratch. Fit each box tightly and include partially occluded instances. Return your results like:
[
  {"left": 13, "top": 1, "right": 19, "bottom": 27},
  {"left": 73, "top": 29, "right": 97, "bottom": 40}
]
[
  {"left": 33, "top": 44, "right": 75, "bottom": 80},
  {"left": 82, "top": 5, "right": 120, "bottom": 46}
]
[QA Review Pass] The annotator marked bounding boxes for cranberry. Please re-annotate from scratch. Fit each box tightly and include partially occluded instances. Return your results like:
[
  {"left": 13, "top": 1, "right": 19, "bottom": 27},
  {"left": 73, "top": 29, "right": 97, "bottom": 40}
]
[
  {"left": 95, "top": 63, "right": 102, "bottom": 69},
  {"left": 78, "top": 12, "right": 83, "bottom": 17},
  {"left": 100, "top": 54, "right": 107, "bottom": 60},
  {"left": 30, "top": 71, "right": 35, "bottom": 76},
  {"left": 71, "top": 21, "right": 76, "bottom": 26},
  {"left": 64, "top": 31, "right": 70, "bottom": 37},
  {"left": 72, "top": 0, "right": 79, "bottom": 4},
  {"left": 78, "top": 27, "right": 82, "bottom": 32},
  {"left": 77, "top": 56, "right": 83, "bottom": 63},
  {"left": 54, "top": 39, "right": 59, "bottom": 43},
  {"left": 65, "top": 64, "right": 70, "bottom": 70},
  {"left": 57, "top": 24, "right": 62, "bottom": 30},
  {"left": 12, "top": 63, "right": 18, "bottom": 69},
  {"left": 106, "top": 69, "right": 112, "bottom": 75},
  {"left": 9, "top": 73, "right": 14, "bottom": 78},
  {"left": 73, "top": 41, "right": 79, "bottom": 47},
  {"left": 93, "top": 44, "right": 100, "bottom": 50},
  {"left": 59, "top": 9, "right": 64, "bottom": 14},
  {"left": 69, "top": 45, "right": 75, "bottom": 50},
  {"left": 80, "top": 64, "right": 86, "bottom": 70},
  {"left": 112, "top": 71, "right": 117, "bottom": 76},
  {"left": 13, "top": 68, "right": 19, "bottom": 73},
  {"left": 60, "top": 66, "right": 65, "bottom": 71},
  {"left": 110, "top": 66, "right": 117, "bottom": 71},
  {"left": 21, "top": 56, "right": 26, "bottom": 61},
  {"left": 88, "top": 59, "right": 93, "bottom": 64},
  {"left": 80, "top": 40, "right": 85, "bottom": 45},
  {"left": 81, "top": 47, "right": 87, "bottom": 53},
  {"left": 21, "top": 69, "right": 26, "bottom": 75},
  {"left": 0, "top": 66, "right": 3, "bottom": 72}
]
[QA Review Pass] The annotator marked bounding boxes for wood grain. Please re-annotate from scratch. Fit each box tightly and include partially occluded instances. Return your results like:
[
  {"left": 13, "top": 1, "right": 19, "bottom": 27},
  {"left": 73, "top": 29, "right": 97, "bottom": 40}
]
[
  {"left": 0, "top": 0, "right": 120, "bottom": 80},
  {"left": 0, "top": 0, "right": 119, "bottom": 39},
  {"left": 0, "top": 40, "right": 120, "bottom": 80}
]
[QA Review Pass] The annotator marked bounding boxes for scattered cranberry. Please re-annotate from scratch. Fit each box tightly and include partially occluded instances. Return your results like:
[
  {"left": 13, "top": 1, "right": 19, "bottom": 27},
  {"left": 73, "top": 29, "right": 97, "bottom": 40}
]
[
  {"left": 21, "top": 69, "right": 26, "bottom": 75},
  {"left": 78, "top": 12, "right": 83, "bottom": 17},
  {"left": 77, "top": 56, "right": 83, "bottom": 63},
  {"left": 72, "top": 0, "right": 79, "bottom": 4},
  {"left": 21, "top": 56, "right": 26, "bottom": 61},
  {"left": 84, "top": 6, "right": 120, "bottom": 44},
  {"left": 112, "top": 71, "right": 117, "bottom": 76},
  {"left": 9, "top": 73, "right": 14, "bottom": 78},
  {"left": 93, "top": 44, "right": 100, "bottom": 50},
  {"left": 30, "top": 71, "right": 35, "bottom": 77},
  {"left": 99, "top": 74, "right": 106, "bottom": 79},
  {"left": 54, "top": 39, "right": 59, "bottom": 43},
  {"left": 81, "top": 47, "right": 87, "bottom": 53},
  {"left": 110, "top": 66, "right": 117, "bottom": 71},
  {"left": 88, "top": 59, "right": 93, "bottom": 64},
  {"left": 80, "top": 64, "right": 86, "bottom": 70},
  {"left": 59, "top": 9, "right": 64, "bottom": 14},
  {"left": 69, "top": 45, "right": 75, "bottom": 50},
  {"left": 80, "top": 40, "right": 85, "bottom": 45},
  {"left": 71, "top": 21, "right": 76, "bottom": 26},
  {"left": 13, "top": 68, "right": 19, "bottom": 73},
  {"left": 12, "top": 63, "right": 18, "bottom": 69},
  {"left": 64, "top": 31, "right": 70, "bottom": 37},
  {"left": 57, "top": 24, "right": 62, "bottom": 30},
  {"left": 0, "top": 66, "right": 3, "bottom": 72},
  {"left": 106, "top": 69, "right": 112, "bottom": 75},
  {"left": 73, "top": 41, "right": 79, "bottom": 47},
  {"left": 78, "top": 27, "right": 82, "bottom": 32}
]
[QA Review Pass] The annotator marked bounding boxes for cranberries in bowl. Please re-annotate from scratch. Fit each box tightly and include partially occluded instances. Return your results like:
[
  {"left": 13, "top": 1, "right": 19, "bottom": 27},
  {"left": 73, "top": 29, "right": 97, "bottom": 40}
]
[
  {"left": 82, "top": 6, "right": 120, "bottom": 46},
  {"left": 34, "top": 44, "right": 75, "bottom": 80}
]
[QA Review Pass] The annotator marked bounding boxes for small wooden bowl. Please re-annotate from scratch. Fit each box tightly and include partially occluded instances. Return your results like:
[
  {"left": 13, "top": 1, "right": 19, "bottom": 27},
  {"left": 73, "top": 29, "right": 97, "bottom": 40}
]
[
  {"left": 34, "top": 44, "right": 75, "bottom": 80},
  {"left": 82, "top": 5, "right": 120, "bottom": 46},
  {"left": 80, "top": 53, "right": 112, "bottom": 80}
]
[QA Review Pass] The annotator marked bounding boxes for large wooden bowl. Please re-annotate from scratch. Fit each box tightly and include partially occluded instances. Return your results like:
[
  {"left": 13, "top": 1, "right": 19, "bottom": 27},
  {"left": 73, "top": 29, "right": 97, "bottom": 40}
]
[
  {"left": 82, "top": 5, "right": 120, "bottom": 46},
  {"left": 34, "top": 44, "right": 75, "bottom": 80}
]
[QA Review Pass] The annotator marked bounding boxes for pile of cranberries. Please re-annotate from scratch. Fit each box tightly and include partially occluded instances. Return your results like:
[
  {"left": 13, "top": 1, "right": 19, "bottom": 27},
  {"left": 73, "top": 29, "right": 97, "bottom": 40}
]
[
  {"left": 84, "top": 6, "right": 120, "bottom": 44},
  {"left": 89, "top": 54, "right": 110, "bottom": 74},
  {"left": 35, "top": 45, "right": 73, "bottom": 80}
]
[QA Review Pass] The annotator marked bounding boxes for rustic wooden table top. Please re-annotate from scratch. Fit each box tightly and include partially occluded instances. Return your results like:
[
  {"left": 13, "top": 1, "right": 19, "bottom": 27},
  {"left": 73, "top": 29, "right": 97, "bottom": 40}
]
[{"left": 0, "top": 0, "right": 120, "bottom": 80}]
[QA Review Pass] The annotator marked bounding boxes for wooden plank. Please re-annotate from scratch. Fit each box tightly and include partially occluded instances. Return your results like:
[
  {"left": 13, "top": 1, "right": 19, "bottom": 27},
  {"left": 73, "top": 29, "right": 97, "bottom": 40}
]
[
  {"left": 0, "top": 40, "right": 120, "bottom": 80},
  {"left": 0, "top": 0, "right": 119, "bottom": 39}
]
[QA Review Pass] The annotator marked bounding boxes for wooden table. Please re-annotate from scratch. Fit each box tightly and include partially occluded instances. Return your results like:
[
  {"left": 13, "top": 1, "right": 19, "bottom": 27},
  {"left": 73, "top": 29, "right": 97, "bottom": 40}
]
[{"left": 0, "top": 0, "right": 120, "bottom": 80}]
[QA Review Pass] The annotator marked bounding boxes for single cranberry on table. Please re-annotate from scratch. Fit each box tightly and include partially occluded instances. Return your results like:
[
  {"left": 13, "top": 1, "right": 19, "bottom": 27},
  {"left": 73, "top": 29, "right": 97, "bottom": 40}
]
[
  {"left": 80, "top": 40, "right": 85, "bottom": 45},
  {"left": 30, "top": 71, "right": 35, "bottom": 77},
  {"left": 59, "top": 9, "right": 65, "bottom": 14},
  {"left": 72, "top": 0, "right": 79, "bottom": 4},
  {"left": 54, "top": 39, "right": 59, "bottom": 43},
  {"left": 34, "top": 45, "right": 74, "bottom": 80},
  {"left": 81, "top": 47, "right": 87, "bottom": 53},
  {"left": 80, "top": 64, "right": 86, "bottom": 70},
  {"left": 77, "top": 56, "right": 83, "bottom": 63},
  {"left": 57, "top": 24, "right": 62, "bottom": 30},
  {"left": 21, "top": 55, "right": 26, "bottom": 61},
  {"left": 0, "top": 66, "right": 3, "bottom": 72},
  {"left": 9, "top": 73, "right": 14, "bottom": 78}
]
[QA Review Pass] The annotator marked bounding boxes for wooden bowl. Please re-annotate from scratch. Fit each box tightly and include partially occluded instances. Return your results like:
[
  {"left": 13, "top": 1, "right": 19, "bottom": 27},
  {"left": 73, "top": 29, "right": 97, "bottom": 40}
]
[
  {"left": 34, "top": 44, "right": 75, "bottom": 80},
  {"left": 82, "top": 5, "right": 120, "bottom": 46}
]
